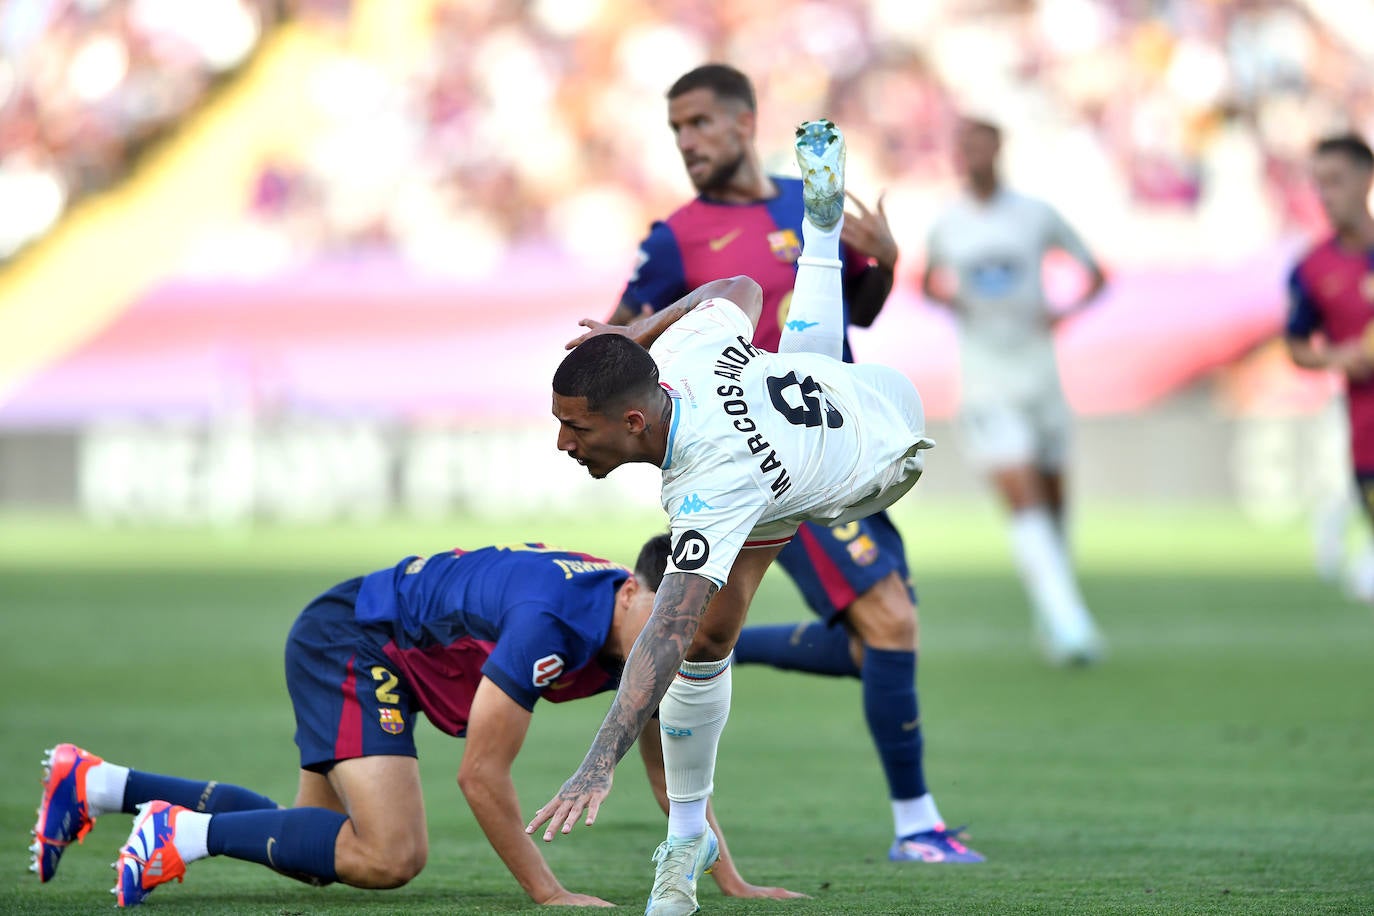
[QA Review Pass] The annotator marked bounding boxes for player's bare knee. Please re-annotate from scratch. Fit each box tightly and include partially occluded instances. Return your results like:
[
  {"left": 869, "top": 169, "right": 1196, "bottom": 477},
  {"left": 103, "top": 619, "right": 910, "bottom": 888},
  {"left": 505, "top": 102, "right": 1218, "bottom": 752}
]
[
  {"left": 847, "top": 574, "right": 916, "bottom": 650},
  {"left": 362, "top": 841, "right": 427, "bottom": 888}
]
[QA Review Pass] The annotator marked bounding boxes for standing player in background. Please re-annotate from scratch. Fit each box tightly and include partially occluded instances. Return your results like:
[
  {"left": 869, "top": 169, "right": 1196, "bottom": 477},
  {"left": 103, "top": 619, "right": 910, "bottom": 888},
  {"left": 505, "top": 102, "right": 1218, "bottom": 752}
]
[
  {"left": 922, "top": 116, "right": 1107, "bottom": 666},
  {"left": 611, "top": 64, "right": 981, "bottom": 865},
  {"left": 32, "top": 537, "right": 803, "bottom": 908},
  {"left": 1285, "top": 134, "right": 1374, "bottom": 559}
]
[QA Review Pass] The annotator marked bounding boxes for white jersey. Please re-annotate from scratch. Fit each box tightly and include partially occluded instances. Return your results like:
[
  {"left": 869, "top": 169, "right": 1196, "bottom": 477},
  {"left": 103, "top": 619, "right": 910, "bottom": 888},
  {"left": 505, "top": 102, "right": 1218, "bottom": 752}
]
[
  {"left": 925, "top": 189, "right": 1095, "bottom": 406},
  {"left": 650, "top": 298, "right": 932, "bottom": 586}
]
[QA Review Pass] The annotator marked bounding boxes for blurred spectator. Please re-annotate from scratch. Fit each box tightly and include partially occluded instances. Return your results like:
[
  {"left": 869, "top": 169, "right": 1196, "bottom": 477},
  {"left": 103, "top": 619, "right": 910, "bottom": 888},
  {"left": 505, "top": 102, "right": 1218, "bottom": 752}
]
[
  {"left": 0, "top": 0, "right": 278, "bottom": 260},
  {"left": 5, "top": 0, "right": 1373, "bottom": 271}
]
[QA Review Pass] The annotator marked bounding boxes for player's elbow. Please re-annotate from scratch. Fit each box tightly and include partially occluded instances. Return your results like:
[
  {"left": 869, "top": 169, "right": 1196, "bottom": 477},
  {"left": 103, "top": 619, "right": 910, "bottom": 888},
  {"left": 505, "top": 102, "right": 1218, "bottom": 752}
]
[{"left": 719, "top": 276, "right": 763, "bottom": 326}]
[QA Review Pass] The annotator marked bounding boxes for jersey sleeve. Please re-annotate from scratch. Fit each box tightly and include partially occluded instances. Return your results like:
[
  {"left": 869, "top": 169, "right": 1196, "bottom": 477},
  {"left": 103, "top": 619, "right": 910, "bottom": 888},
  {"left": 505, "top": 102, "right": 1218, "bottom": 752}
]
[
  {"left": 1043, "top": 202, "right": 1097, "bottom": 269},
  {"left": 662, "top": 455, "right": 769, "bottom": 588},
  {"left": 651, "top": 297, "right": 756, "bottom": 366},
  {"left": 620, "top": 221, "right": 687, "bottom": 314},
  {"left": 480, "top": 604, "right": 598, "bottom": 711},
  {"left": 1285, "top": 263, "right": 1323, "bottom": 338}
]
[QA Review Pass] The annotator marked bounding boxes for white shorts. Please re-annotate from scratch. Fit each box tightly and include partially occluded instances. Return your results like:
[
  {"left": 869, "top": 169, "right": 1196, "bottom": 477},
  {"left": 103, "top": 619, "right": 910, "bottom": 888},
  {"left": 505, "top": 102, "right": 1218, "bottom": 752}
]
[{"left": 959, "top": 395, "right": 1070, "bottom": 472}]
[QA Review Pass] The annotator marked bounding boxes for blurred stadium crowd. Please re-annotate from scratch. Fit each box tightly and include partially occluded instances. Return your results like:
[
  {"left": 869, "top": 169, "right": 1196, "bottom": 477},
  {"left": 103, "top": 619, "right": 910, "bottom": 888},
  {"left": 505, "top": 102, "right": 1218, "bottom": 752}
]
[{"left": 3, "top": 0, "right": 1372, "bottom": 273}]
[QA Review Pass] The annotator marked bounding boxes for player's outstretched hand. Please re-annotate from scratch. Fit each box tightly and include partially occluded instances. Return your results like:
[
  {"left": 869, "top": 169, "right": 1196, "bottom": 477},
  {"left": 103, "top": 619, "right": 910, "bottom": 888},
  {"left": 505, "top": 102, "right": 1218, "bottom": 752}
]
[
  {"left": 527, "top": 766, "right": 614, "bottom": 841},
  {"left": 841, "top": 190, "right": 898, "bottom": 272},
  {"left": 717, "top": 877, "right": 810, "bottom": 901},
  {"left": 566, "top": 318, "right": 632, "bottom": 350},
  {"left": 542, "top": 890, "right": 617, "bottom": 907}
]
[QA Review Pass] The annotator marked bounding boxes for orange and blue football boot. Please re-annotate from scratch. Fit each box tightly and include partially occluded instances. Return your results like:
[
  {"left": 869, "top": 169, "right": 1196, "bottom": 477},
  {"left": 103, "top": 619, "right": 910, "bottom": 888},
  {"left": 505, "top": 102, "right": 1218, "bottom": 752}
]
[
  {"left": 30, "top": 743, "right": 103, "bottom": 882},
  {"left": 114, "top": 801, "right": 188, "bottom": 907},
  {"left": 889, "top": 824, "right": 985, "bottom": 863}
]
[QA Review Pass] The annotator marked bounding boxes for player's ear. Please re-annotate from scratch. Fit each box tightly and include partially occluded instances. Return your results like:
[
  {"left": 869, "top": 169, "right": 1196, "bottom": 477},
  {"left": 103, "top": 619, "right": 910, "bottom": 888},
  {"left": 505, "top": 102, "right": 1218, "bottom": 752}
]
[{"left": 623, "top": 407, "right": 649, "bottom": 435}]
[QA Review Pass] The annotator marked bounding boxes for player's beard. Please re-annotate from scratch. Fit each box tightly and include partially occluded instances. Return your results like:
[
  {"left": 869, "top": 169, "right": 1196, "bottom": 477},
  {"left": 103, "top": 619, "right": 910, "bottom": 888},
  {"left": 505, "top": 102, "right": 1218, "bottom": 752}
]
[{"left": 693, "top": 151, "right": 747, "bottom": 195}]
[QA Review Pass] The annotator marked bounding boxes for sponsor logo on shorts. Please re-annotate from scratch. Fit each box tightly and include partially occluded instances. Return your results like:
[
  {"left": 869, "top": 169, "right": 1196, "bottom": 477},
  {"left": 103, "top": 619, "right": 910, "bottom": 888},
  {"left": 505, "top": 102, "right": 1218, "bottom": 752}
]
[
  {"left": 533, "top": 653, "right": 565, "bottom": 688},
  {"left": 672, "top": 530, "right": 710, "bottom": 571},
  {"left": 680, "top": 494, "right": 713, "bottom": 514},
  {"left": 379, "top": 707, "right": 406, "bottom": 734},
  {"left": 785, "top": 319, "right": 818, "bottom": 332}
]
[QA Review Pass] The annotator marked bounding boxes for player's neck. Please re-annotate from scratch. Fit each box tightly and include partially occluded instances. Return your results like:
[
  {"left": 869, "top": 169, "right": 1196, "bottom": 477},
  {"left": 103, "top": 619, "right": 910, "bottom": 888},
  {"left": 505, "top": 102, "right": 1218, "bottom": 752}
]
[
  {"left": 967, "top": 174, "right": 1000, "bottom": 202},
  {"left": 702, "top": 159, "right": 775, "bottom": 205},
  {"left": 1335, "top": 212, "right": 1374, "bottom": 250},
  {"left": 646, "top": 389, "right": 674, "bottom": 468}
]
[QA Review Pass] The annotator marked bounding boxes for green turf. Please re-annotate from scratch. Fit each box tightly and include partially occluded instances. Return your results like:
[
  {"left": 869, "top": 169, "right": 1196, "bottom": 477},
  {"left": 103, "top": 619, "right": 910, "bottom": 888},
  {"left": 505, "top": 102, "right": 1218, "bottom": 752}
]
[{"left": 3, "top": 501, "right": 1372, "bottom": 914}]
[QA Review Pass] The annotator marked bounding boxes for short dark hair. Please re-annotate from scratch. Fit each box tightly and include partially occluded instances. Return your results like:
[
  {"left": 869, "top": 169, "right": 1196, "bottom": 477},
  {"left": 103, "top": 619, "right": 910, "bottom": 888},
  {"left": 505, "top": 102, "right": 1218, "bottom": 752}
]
[
  {"left": 667, "top": 64, "right": 756, "bottom": 111},
  {"left": 633, "top": 533, "right": 672, "bottom": 591},
  {"left": 1315, "top": 133, "right": 1374, "bottom": 170},
  {"left": 552, "top": 334, "right": 661, "bottom": 415}
]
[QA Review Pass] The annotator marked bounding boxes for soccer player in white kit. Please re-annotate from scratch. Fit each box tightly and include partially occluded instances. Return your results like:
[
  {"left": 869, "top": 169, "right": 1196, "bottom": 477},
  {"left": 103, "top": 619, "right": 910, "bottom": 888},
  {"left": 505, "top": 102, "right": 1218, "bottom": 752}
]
[
  {"left": 922, "top": 116, "right": 1107, "bottom": 665},
  {"left": 529, "top": 122, "right": 945, "bottom": 915}
]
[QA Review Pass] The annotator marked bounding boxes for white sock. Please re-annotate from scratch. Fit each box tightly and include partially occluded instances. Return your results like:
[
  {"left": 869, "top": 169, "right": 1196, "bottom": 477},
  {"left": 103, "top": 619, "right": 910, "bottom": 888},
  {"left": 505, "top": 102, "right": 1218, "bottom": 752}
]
[
  {"left": 892, "top": 793, "right": 943, "bottom": 837},
  {"left": 667, "top": 798, "right": 709, "bottom": 839},
  {"left": 780, "top": 214, "right": 845, "bottom": 360},
  {"left": 172, "top": 809, "right": 211, "bottom": 863},
  {"left": 660, "top": 655, "right": 732, "bottom": 838},
  {"left": 1009, "top": 507, "right": 1099, "bottom": 645},
  {"left": 85, "top": 762, "right": 130, "bottom": 817}
]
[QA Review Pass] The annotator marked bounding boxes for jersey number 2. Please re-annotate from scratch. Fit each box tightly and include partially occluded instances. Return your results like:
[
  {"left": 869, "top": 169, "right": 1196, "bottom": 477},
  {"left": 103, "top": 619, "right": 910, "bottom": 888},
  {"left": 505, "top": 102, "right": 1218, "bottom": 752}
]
[
  {"left": 767, "top": 372, "right": 843, "bottom": 429},
  {"left": 372, "top": 666, "right": 401, "bottom": 704}
]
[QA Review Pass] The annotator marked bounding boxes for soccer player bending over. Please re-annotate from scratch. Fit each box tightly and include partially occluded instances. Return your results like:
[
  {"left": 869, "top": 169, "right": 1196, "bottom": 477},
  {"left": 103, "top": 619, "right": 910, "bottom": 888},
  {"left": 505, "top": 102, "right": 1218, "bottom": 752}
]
[
  {"left": 31, "top": 537, "right": 803, "bottom": 908},
  {"left": 531, "top": 121, "right": 948, "bottom": 915}
]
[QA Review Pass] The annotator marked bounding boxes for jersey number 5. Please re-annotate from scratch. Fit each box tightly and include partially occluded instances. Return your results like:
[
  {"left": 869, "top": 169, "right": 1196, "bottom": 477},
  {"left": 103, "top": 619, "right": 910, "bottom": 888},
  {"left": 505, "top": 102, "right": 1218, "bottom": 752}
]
[{"left": 767, "top": 372, "right": 843, "bottom": 429}]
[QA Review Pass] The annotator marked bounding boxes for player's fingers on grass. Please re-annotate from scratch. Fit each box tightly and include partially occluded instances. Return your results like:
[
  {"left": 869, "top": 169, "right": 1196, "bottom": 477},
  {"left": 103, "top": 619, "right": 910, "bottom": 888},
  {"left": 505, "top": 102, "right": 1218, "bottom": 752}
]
[{"left": 526, "top": 797, "right": 561, "bottom": 834}]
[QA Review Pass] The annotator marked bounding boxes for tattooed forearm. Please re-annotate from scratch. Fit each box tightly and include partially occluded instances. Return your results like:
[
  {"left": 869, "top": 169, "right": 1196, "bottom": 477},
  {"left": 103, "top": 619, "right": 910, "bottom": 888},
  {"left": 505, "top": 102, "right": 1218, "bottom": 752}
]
[{"left": 579, "top": 573, "right": 719, "bottom": 772}]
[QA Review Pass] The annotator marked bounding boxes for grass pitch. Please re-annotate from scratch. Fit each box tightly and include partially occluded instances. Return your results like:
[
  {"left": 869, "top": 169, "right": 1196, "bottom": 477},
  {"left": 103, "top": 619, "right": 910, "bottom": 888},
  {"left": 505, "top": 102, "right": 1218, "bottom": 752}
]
[{"left": 2, "top": 501, "right": 1371, "bottom": 914}]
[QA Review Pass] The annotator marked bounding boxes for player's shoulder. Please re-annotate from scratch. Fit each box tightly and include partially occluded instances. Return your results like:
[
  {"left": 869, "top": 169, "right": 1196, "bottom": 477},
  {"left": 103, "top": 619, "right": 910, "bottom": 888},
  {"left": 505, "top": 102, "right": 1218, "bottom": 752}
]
[{"left": 1292, "top": 235, "right": 1340, "bottom": 273}]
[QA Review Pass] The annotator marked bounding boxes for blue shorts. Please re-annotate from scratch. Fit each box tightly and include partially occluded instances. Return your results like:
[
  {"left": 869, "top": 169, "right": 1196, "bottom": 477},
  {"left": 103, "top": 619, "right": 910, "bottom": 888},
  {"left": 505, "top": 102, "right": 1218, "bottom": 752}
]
[
  {"left": 774, "top": 510, "right": 916, "bottom": 623},
  {"left": 284, "top": 578, "right": 420, "bottom": 772}
]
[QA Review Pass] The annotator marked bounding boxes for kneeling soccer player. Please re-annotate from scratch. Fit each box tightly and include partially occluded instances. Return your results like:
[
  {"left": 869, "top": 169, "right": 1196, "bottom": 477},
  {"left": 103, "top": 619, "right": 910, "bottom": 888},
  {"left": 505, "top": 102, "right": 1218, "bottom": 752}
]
[{"left": 31, "top": 536, "right": 804, "bottom": 908}]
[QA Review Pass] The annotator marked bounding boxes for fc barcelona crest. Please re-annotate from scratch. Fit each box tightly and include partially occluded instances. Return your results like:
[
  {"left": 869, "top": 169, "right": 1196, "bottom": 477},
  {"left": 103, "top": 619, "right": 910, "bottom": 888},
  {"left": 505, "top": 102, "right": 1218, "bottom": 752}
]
[
  {"left": 847, "top": 535, "right": 878, "bottom": 567},
  {"left": 768, "top": 229, "right": 801, "bottom": 263},
  {"left": 379, "top": 707, "right": 405, "bottom": 735}
]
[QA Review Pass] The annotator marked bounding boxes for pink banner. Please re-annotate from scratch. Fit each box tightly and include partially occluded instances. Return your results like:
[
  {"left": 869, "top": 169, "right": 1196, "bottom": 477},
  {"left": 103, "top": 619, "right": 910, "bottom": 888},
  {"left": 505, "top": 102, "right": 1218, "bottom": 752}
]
[{"left": 0, "top": 246, "right": 1293, "bottom": 427}]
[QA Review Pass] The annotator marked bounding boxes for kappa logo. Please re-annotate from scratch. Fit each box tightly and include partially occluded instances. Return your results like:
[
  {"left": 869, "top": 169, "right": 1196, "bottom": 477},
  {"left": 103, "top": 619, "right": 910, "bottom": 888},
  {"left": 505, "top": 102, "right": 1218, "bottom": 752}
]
[
  {"left": 671, "top": 530, "right": 710, "bottom": 571},
  {"left": 785, "top": 319, "right": 819, "bottom": 332},
  {"left": 679, "top": 493, "right": 713, "bottom": 514},
  {"left": 532, "top": 653, "right": 565, "bottom": 688}
]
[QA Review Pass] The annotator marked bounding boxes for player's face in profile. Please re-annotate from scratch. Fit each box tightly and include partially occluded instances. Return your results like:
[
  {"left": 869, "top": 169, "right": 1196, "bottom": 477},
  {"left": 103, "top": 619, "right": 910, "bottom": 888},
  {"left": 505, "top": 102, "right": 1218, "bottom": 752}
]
[
  {"left": 1312, "top": 152, "right": 1373, "bottom": 231},
  {"left": 552, "top": 393, "right": 631, "bottom": 479},
  {"left": 669, "top": 88, "right": 748, "bottom": 193},
  {"left": 955, "top": 120, "right": 999, "bottom": 182}
]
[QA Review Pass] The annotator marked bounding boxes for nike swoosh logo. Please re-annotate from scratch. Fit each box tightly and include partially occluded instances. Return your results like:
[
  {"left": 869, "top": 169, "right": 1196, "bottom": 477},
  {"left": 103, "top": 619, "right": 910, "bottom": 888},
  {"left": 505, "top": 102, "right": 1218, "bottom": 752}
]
[
  {"left": 901, "top": 718, "right": 921, "bottom": 731},
  {"left": 708, "top": 228, "right": 742, "bottom": 252},
  {"left": 266, "top": 837, "right": 277, "bottom": 868}
]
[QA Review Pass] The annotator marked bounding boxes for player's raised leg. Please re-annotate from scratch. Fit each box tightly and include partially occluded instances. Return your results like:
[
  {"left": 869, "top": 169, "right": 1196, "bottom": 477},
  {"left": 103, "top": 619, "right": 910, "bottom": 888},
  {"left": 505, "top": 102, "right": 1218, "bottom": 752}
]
[{"left": 781, "top": 119, "right": 846, "bottom": 359}]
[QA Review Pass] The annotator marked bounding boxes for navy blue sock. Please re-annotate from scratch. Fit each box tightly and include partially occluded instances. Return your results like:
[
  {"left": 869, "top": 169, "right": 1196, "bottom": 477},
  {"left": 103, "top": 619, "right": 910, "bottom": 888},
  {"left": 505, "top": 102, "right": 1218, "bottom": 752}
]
[
  {"left": 733, "top": 622, "right": 860, "bottom": 677},
  {"left": 123, "top": 772, "right": 279, "bottom": 815},
  {"left": 207, "top": 807, "right": 346, "bottom": 883},
  {"left": 862, "top": 647, "right": 926, "bottom": 799}
]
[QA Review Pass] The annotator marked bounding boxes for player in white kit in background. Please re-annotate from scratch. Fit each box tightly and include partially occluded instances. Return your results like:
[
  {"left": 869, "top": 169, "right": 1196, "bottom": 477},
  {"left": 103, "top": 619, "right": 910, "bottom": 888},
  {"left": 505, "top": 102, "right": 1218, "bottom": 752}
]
[
  {"left": 922, "top": 115, "right": 1107, "bottom": 666},
  {"left": 529, "top": 121, "right": 965, "bottom": 916}
]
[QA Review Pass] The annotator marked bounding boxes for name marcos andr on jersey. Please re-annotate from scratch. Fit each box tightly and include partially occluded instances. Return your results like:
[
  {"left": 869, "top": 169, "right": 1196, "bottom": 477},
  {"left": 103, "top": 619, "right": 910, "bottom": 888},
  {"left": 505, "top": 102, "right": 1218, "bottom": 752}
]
[{"left": 711, "top": 335, "right": 793, "bottom": 499}]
